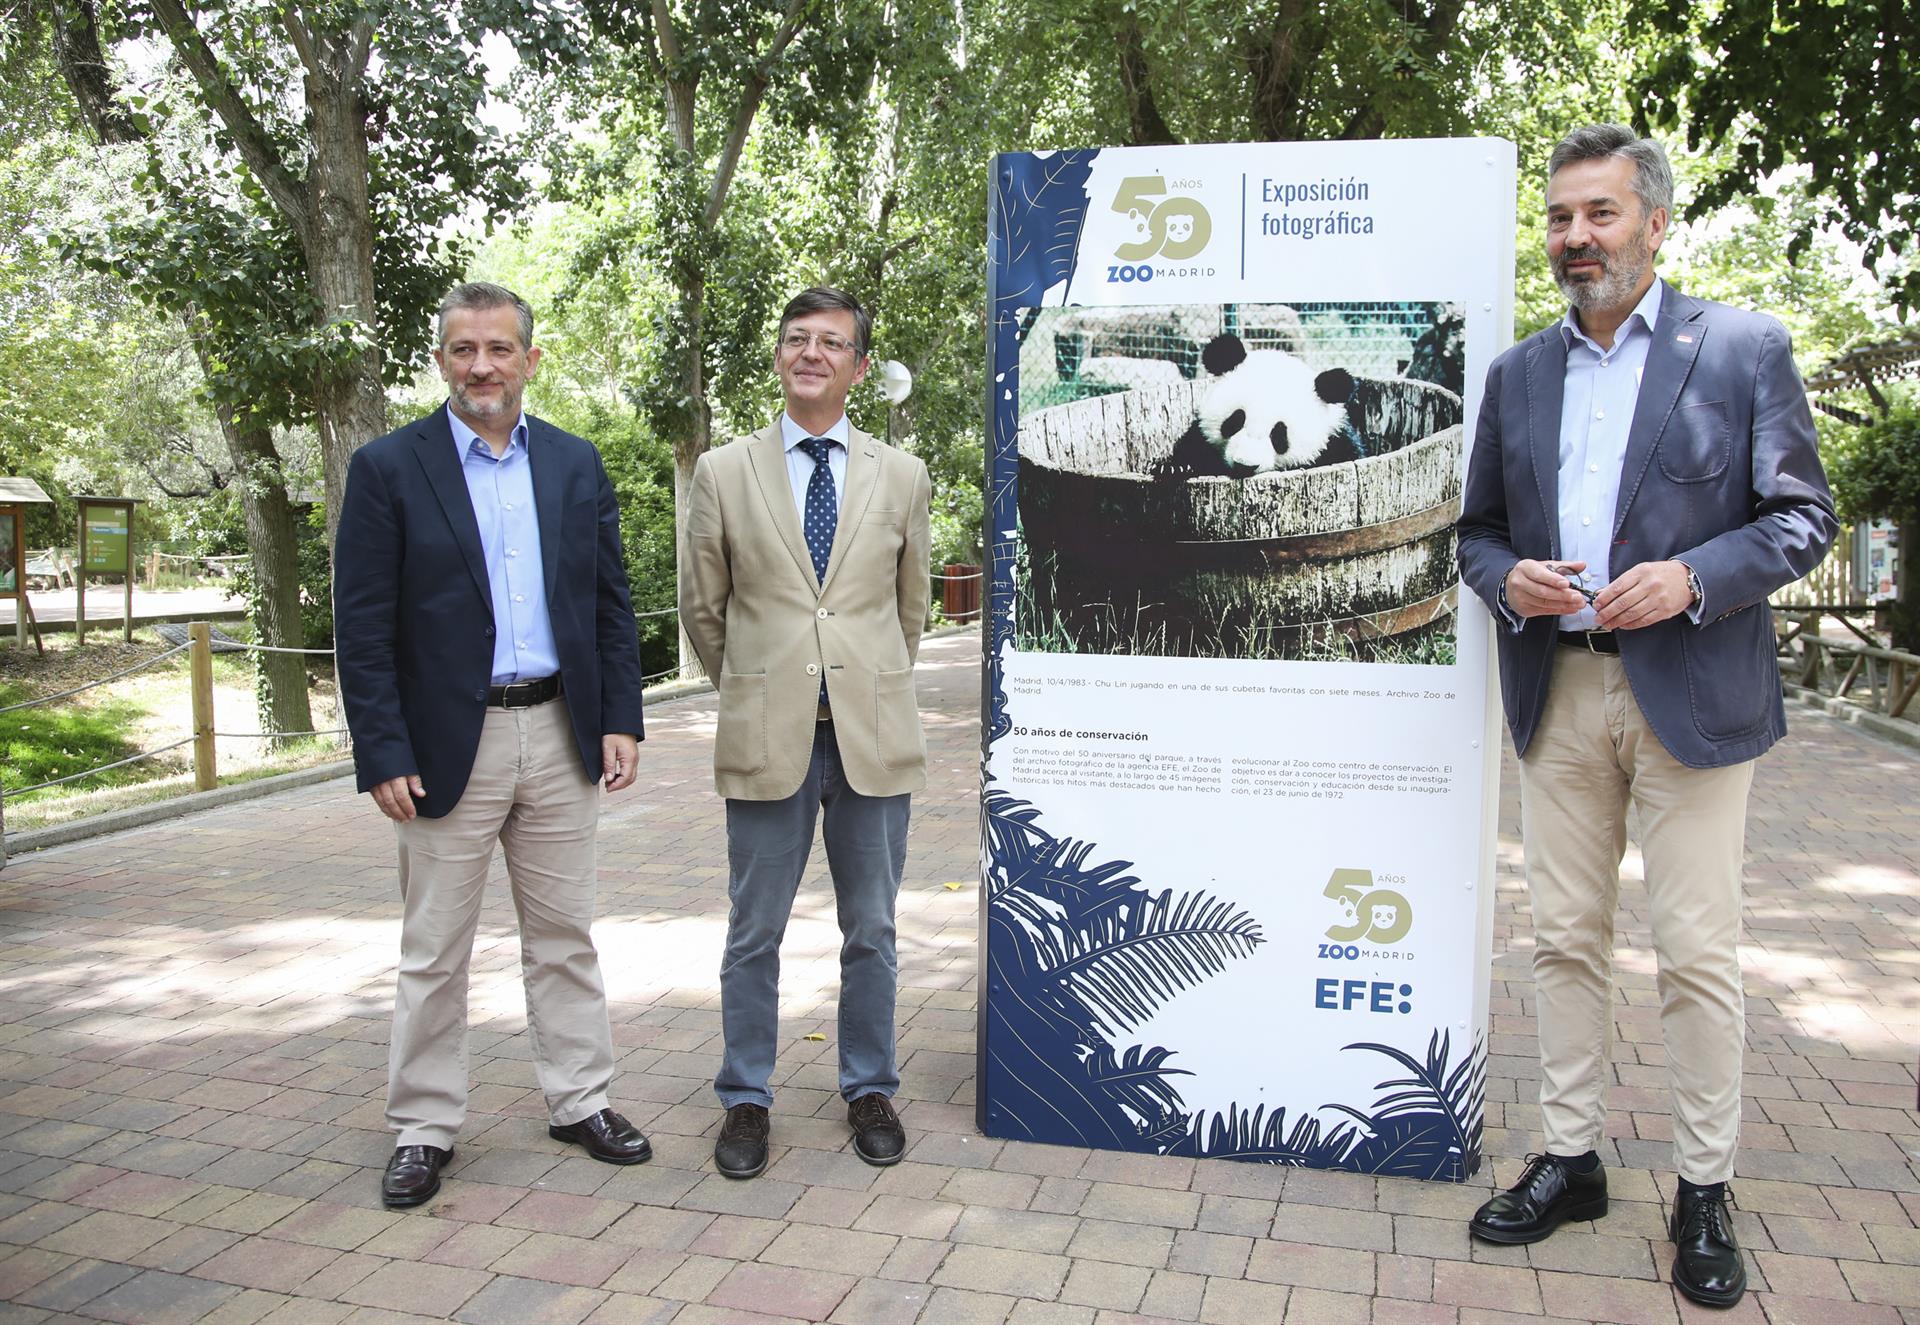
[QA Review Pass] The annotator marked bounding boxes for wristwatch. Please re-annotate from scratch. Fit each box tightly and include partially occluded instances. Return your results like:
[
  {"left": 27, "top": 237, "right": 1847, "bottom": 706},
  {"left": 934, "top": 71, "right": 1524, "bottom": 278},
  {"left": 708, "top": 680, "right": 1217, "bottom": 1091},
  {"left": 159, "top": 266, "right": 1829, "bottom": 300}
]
[{"left": 1683, "top": 564, "right": 1703, "bottom": 609}]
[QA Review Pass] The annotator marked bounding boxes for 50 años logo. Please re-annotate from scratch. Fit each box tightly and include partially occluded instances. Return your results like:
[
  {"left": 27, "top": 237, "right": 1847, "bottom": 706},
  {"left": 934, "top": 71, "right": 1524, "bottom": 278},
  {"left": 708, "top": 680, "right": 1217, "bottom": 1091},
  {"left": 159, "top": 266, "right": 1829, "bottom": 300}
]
[{"left": 1107, "top": 176, "right": 1212, "bottom": 282}]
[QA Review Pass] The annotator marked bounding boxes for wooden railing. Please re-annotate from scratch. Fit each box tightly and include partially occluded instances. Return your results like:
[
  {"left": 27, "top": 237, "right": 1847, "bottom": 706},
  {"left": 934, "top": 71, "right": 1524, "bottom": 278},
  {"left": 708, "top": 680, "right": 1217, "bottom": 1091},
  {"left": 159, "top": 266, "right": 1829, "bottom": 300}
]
[{"left": 1774, "top": 606, "right": 1918, "bottom": 721}]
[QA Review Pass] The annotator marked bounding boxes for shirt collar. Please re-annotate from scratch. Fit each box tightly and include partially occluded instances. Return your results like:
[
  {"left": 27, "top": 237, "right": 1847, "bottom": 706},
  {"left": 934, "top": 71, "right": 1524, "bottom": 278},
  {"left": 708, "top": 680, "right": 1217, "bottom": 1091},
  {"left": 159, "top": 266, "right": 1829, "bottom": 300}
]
[
  {"left": 448, "top": 403, "right": 529, "bottom": 459},
  {"left": 1559, "top": 276, "right": 1665, "bottom": 355},
  {"left": 781, "top": 412, "right": 850, "bottom": 452}
]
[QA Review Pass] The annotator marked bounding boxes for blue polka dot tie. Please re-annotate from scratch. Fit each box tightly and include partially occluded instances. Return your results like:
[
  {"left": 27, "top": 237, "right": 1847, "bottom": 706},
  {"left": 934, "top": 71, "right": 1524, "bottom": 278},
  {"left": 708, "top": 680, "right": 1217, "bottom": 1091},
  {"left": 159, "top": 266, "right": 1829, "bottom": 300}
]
[
  {"left": 800, "top": 437, "right": 837, "bottom": 704},
  {"left": 799, "top": 437, "right": 838, "bottom": 581}
]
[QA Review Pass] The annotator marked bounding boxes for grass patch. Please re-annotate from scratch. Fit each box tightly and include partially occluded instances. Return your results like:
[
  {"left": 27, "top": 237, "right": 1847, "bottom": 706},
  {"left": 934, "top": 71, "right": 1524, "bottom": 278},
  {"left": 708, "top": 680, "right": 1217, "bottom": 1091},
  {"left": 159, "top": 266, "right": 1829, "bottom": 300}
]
[{"left": 0, "top": 684, "right": 145, "bottom": 794}]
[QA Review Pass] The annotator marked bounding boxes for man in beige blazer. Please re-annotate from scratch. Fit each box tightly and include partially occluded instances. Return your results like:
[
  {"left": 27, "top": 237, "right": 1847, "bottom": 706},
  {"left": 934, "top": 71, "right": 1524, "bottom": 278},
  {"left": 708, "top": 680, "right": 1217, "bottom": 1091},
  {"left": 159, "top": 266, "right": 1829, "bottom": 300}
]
[{"left": 679, "top": 286, "right": 932, "bottom": 1179}]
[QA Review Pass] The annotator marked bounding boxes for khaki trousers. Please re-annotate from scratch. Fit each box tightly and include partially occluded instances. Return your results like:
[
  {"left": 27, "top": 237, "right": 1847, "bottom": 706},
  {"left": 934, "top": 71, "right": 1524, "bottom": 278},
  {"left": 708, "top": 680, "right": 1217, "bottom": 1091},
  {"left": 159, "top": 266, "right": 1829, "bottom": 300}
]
[
  {"left": 1518, "top": 647, "right": 1754, "bottom": 1183},
  {"left": 386, "top": 699, "right": 613, "bottom": 1150}
]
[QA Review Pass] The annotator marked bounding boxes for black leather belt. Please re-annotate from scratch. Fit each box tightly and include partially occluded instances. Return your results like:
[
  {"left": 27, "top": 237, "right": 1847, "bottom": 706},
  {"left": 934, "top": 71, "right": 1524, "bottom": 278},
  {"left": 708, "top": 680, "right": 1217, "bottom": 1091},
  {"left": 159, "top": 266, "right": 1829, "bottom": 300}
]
[
  {"left": 488, "top": 674, "right": 563, "bottom": 707},
  {"left": 817, "top": 703, "right": 833, "bottom": 722},
  {"left": 1557, "top": 630, "right": 1619, "bottom": 655}
]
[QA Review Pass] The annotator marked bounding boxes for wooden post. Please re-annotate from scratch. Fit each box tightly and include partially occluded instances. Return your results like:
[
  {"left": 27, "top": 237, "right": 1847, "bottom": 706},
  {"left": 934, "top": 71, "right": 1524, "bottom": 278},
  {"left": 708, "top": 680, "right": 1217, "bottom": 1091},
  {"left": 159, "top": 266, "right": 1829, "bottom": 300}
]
[
  {"left": 189, "top": 621, "right": 216, "bottom": 792},
  {"left": 75, "top": 506, "right": 85, "bottom": 647}
]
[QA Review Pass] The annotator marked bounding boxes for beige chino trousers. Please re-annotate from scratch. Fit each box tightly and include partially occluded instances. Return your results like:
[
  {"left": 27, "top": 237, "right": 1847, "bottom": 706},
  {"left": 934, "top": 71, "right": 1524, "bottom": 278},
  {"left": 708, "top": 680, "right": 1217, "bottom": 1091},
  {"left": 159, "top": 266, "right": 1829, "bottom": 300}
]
[
  {"left": 1517, "top": 647, "right": 1754, "bottom": 1184},
  {"left": 386, "top": 698, "right": 614, "bottom": 1150}
]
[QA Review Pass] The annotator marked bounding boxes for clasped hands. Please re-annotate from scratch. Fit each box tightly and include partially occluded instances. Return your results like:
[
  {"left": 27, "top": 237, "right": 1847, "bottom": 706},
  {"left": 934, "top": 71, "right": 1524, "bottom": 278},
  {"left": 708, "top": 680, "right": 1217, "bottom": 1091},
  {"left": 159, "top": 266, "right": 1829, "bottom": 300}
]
[{"left": 1503, "top": 558, "right": 1695, "bottom": 630}]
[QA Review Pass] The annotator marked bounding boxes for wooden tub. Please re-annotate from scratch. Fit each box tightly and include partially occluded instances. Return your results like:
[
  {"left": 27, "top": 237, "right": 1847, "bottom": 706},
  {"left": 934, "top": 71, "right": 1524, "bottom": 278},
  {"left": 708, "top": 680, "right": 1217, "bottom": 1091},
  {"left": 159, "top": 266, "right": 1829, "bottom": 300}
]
[{"left": 1016, "top": 376, "right": 1464, "bottom": 660}]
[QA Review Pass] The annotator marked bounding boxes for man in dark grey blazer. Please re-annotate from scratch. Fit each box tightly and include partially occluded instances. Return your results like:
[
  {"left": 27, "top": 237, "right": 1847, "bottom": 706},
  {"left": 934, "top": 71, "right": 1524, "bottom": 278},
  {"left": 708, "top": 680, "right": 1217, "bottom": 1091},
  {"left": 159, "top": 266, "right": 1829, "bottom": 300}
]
[{"left": 1457, "top": 125, "right": 1835, "bottom": 1309}]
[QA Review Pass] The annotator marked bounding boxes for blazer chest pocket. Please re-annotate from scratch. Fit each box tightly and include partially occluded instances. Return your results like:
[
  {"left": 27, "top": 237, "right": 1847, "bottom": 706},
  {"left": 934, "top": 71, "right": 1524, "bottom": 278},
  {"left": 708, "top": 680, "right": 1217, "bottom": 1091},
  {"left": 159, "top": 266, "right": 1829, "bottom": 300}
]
[
  {"left": 714, "top": 671, "right": 768, "bottom": 775},
  {"left": 863, "top": 507, "right": 902, "bottom": 527},
  {"left": 1657, "top": 401, "right": 1730, "bottom": 483}
]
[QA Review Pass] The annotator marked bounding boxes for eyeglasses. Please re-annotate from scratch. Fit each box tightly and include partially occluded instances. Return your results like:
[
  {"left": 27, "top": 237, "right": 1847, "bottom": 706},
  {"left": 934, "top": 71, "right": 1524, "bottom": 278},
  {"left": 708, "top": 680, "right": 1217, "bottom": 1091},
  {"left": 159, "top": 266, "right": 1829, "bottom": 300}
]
[
  {"left": 779, "top": 330, "right": 861, "bottom": 356},
  {"left": 1547, "top": 562, "right": 1599, "bottom": 604}
]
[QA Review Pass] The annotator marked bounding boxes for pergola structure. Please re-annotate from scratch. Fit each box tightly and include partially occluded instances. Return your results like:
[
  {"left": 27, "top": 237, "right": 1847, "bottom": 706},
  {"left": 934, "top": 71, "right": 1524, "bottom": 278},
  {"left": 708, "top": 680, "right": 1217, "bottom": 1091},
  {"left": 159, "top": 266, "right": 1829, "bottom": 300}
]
[{"left": 1804, "top": 335, "right": 1920, "bottom": 420}]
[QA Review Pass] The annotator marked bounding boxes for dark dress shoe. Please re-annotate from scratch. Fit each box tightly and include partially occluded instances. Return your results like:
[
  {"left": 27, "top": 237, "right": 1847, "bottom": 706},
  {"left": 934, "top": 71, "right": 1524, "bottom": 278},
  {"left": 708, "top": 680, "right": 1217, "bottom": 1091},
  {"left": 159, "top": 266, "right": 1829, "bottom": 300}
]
[
  {"left": 381, "top": 1144, "right": 452, "bottom": 1208},
  {"left": 715, "top": 1102, "right": 770, "bottom": 1179},
  {"left": 1468, "top": 1153, "right": 1608, "bottom": 1244},
  {"left": 549, "top": 1108, "right": 652, "bottom": 1165},
  {"left": 1670, "top": 1184, "right": 1747, "bottom": 1308},
  {"left": 848, "top": 1092, "right": 906, "bottom": 1166}
]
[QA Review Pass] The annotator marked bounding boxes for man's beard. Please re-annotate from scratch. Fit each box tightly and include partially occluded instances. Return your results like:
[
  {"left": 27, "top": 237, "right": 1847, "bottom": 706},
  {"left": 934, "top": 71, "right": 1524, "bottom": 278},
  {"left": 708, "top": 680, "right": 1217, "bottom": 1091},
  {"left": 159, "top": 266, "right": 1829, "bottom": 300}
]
[
  {"left": 453, "top": 383, "right": 516, "bottom": 420},
  {"left": 1553, "top": 224, "right": 1652, "bottom": 313}
]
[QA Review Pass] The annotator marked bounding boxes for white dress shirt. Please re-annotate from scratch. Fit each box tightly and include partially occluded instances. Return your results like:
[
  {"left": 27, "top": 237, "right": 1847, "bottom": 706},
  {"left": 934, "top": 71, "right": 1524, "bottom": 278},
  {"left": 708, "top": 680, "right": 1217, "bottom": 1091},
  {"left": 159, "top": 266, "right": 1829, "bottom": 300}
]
[
  {"left": 780, "top": 411, "right": 851, "bottom": 526},
  {"left": 1552, "top": 278, "right": 1664, "bottom": 630}
]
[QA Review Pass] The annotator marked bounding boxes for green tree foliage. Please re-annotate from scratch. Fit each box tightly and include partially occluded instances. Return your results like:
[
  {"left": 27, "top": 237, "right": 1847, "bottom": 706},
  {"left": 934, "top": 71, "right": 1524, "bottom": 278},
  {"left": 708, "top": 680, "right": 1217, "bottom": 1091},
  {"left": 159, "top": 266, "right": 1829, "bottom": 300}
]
[
  {"left": 1634, "top": 0, "right": 1920, "bottom": 311},
  {"left": 1827, "top": 395, "right": 1920, "bottom": 649}
]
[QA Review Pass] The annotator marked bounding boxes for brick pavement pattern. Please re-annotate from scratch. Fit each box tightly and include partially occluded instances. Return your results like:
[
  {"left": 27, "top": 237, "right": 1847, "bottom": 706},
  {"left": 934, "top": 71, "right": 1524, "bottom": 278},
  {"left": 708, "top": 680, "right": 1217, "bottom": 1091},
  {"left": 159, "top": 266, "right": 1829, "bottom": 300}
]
[{"left": 2, "top": 628, "right": 1917, "bottom": 1325}]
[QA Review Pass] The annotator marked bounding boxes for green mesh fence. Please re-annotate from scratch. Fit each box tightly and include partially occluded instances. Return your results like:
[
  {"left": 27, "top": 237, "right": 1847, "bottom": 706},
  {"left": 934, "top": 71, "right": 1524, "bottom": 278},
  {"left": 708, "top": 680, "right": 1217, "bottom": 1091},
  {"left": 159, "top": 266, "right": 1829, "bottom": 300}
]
[{"left": 1018, "top": 301, "right": 1461, "bottom": 416}]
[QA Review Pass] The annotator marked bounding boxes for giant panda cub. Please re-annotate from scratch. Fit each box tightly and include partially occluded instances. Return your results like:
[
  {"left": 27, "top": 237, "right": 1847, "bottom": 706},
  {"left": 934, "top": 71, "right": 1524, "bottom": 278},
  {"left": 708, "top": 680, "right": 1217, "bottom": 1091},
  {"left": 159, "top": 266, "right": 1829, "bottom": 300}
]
[{"left": 1159, "top": 333, "right": 1366, "bottom": 479}]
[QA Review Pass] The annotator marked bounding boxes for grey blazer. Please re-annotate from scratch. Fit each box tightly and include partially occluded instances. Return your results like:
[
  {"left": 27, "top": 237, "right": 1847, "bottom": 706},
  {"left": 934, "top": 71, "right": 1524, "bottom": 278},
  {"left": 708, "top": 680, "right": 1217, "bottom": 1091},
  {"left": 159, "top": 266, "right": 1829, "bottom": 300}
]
[{"left": 1457, "top": 286, "right": 1837, "bottom": 768}]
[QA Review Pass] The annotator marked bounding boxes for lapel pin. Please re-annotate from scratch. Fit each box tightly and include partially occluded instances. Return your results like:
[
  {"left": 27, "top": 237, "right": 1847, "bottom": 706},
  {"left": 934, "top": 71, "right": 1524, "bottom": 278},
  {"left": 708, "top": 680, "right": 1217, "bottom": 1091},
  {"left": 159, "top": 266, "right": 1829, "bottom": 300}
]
[{"left": 1675, "top": 333, "right": 1694, "bottom": 343}]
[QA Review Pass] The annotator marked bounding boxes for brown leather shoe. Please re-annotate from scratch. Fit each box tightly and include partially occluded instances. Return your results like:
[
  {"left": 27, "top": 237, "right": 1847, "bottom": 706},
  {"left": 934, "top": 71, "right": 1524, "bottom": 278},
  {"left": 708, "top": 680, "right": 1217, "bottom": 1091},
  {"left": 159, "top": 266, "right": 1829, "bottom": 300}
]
[
  {"left": 381, "top": 1144, "right": 451, "bottom": 1208},
  {"left": 848, "top": 1093, "right": 906, "bottom": 1166},
  {"left": 548, "top": 1108, "right": 652, "bottom": 1165}
]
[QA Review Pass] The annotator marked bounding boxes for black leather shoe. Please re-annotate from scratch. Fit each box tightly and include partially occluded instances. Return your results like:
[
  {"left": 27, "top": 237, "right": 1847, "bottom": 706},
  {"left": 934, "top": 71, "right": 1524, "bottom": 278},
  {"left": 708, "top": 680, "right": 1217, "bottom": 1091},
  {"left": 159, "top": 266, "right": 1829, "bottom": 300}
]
[
  {"left": 549, "top": 1108, "right": 652, "bottom": 1165},
  {"left": 1468, "top": 1153, "right": 1608, "bottom": 1244},
  {"left": 1670, "top": 1184, "right": 1747, "bottom": 1308},
  {"left": 848, "top": 1092, "right": 906, "bottom": 1166},
  {"left": 381, "top": 1144, "right": 452, "bottom": 1208},
  {"left": 714, "top": 1103, "right": 770, "bottom": 1179}
]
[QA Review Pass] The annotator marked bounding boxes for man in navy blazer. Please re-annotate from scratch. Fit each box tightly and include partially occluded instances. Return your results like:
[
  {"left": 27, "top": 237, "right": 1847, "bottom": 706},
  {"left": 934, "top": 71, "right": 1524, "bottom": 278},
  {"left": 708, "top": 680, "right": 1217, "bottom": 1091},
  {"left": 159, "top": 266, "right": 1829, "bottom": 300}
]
[
  {"left": 1457, "top": 127, "right": 1834, "bottom": 1308},
  {"left": 335, "top": 282, "right": 652, "bottom": 1208}
]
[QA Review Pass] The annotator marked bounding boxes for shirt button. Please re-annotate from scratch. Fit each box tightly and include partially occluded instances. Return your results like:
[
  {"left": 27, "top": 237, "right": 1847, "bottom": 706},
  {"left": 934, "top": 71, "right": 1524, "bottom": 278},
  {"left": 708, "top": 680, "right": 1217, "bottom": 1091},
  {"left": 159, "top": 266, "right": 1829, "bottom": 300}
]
[
  {"left": 507, "top": 548, "right": 518, "bottom": 557},
  {"left": 503, "top": 503, "right": 514, "bottom": 511},
  {"left": 1590, "top": 463, "right": 1599, "bottom": 473},
  {"left": 1582, "top": 517, "right": 1592, "bottom": 526},
  {"left": 514, "top": 594, "right": 525, "bottom": 603},
  {"left": 817, "top": 608, "right": 829, "bottom": 619},
  {"left": 805, "top": 663, "right": 820, "bottom": 676},
  {"left": 1595, "top": 410, "right": 1605, "bottom": 420},
  {"left": 518, "top": 640, "right": 528, "bottom": 649}
]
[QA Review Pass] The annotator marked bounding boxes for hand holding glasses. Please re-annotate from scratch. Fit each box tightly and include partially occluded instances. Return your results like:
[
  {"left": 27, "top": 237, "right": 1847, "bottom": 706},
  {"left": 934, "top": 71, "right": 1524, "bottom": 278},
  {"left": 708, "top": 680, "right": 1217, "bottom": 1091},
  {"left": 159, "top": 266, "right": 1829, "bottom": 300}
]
[{"left": 1546, "top": 562, "right": 1604, "bottom": 613}]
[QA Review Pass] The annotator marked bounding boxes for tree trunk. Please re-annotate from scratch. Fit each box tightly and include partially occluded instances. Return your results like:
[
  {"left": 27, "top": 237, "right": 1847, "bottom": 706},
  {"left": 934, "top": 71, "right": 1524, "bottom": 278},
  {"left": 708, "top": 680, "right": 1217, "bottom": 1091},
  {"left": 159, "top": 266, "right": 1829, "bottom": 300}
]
[
  {"left": 304, "top": 65, "right": 385, "bottom": 548},
  {"left": 198, "top": 376, "right": 314, "bottom": 744},
  {"left": 672, "top": 269, "right": 712, "bottom": 680}
]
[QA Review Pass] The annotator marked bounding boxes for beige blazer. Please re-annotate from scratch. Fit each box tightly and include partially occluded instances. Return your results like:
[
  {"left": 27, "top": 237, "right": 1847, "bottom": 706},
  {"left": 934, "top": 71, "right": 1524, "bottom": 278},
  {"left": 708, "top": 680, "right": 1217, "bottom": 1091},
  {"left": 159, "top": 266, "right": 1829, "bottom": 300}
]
[{"left": 680, "top": 422, "right": 932, "bottom": 800}]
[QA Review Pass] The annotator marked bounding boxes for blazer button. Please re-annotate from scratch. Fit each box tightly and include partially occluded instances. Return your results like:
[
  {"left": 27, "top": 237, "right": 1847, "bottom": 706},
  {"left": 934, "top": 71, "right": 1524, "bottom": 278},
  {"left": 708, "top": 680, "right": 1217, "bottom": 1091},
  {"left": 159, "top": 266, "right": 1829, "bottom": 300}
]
[
  {"left": 473, "top": 689, "right": 486, "bottom": 701},
  {"left": 805, "top": 663, "right": 819, "bottom": 676},
  {"left": 817, "top": 608, "right": 828, "bottom": 619},
  {"left": 484, "top": 626, "right": 495, "bottom": 637}
]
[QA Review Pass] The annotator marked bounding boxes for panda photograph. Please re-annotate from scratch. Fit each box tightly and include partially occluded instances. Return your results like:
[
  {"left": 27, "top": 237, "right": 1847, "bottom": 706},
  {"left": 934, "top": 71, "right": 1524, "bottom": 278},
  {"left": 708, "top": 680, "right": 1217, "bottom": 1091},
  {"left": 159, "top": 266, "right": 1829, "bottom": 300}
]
[{"left": 1014, "top": 300, "right": 1467, "bottom": 663}]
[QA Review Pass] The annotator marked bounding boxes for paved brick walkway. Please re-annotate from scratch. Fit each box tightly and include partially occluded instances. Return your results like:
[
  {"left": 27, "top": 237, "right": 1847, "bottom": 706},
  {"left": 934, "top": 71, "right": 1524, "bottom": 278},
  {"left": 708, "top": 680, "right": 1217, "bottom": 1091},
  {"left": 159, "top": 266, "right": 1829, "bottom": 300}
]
[{"left": 2, "top": 627, "right": 1917, "bottom": 1325}]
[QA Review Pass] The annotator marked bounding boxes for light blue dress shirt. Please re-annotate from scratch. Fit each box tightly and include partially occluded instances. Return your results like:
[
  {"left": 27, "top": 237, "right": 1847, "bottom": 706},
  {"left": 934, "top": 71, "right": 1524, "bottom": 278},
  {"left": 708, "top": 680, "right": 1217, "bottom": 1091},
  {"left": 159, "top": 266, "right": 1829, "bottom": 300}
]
[
  {"left": 780, "top": 412, "right": 850, "bottom": 527},
  {"left": 447, "top": 407, "right": 560, "bottom": 685},
  {"left": 1553, "top": 278, "right": 1665, "bottom": 630}
]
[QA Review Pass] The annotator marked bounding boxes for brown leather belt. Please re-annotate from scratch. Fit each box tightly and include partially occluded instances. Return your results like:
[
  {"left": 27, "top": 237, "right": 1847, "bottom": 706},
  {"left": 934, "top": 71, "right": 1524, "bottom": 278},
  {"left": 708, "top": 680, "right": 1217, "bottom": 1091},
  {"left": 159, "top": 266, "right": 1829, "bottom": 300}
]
[
  {"left": 818, "top": 703, "right": 833, "bottom": 722},
  {"left": 1557, "top": 631, "right": 1619, "bottom": 655},
  {"left": 488, "top": 674, "right": 563, "bottom": 707}
]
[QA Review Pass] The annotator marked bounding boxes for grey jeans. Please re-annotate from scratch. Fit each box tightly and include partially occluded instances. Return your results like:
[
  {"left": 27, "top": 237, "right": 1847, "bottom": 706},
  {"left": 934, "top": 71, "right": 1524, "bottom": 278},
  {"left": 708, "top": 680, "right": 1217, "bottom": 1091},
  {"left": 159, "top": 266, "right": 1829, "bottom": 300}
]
[{"left": 715, "top": 720, "right": 911, "bottom": 1108}]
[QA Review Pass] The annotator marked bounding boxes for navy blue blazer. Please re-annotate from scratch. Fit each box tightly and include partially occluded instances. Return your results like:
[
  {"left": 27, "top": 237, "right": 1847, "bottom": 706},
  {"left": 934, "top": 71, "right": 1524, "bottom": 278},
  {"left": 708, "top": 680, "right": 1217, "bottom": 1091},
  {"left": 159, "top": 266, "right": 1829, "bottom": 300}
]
[
  {"left": 1458, "top": 287, "right": 1837, "bottom": 769},
  {"left": 334, "top": 406, "right": 647, "bottom": 817}
]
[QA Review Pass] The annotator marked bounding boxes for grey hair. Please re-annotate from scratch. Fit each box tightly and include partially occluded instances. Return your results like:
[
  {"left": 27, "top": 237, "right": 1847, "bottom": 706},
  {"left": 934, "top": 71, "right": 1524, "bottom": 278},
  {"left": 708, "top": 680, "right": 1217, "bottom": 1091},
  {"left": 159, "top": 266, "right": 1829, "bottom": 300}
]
[
  {"left": 1547, "top": 124, "right": 1675, "bottom": 221},
  {"left": 778, "top": 286, "right": 872, "bottom": 358},
  {"left": 437, "top": 282, "right": 534, "bottom": 350}
]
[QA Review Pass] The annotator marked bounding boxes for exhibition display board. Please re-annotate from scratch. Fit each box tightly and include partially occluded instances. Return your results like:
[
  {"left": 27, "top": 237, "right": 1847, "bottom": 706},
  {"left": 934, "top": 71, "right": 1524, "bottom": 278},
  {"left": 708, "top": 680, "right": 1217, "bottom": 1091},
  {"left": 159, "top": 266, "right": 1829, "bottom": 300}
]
[{"left": 977, "top": 139, "right": 1514, "bottom": 1181}]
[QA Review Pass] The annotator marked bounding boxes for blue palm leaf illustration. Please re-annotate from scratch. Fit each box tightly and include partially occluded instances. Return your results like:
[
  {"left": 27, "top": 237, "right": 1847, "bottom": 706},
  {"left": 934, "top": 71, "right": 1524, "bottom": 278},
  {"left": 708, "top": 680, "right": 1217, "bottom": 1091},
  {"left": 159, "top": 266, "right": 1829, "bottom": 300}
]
[
  {"left": 989, "top": 150, "right": 1098, "bottom": 314},
  {"left": 1330, "top": 1031, "right": 1487, "bottom": 1180},
  {"left": 1050, "top": 889, "right": 1264, "bottom": 1036},
  {"left": 1180, "top": 1104, "right": 1362, "bottom": 1166}
]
